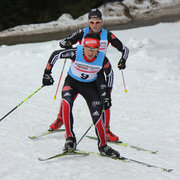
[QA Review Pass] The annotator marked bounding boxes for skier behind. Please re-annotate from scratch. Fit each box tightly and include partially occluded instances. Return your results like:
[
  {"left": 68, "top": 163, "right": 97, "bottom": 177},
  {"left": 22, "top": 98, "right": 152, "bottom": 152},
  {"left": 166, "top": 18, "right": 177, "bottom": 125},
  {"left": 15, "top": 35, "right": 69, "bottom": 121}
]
[
  {"left": 42, "top": 32, "right": 120, "bottom": 157},
  {"left": 49, "top": 8, "right": 129, "bottom": 142}
]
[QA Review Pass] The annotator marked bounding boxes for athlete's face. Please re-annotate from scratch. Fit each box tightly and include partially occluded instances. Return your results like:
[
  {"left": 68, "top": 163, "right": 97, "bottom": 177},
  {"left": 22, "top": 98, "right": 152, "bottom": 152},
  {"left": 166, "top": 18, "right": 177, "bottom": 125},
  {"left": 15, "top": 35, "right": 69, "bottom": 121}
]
[
  {"left": 88, "top": 17, "right": 102, "bottom": 32},
  {"left": 84, "top": 47, "right": 98, "bottom": 60}
]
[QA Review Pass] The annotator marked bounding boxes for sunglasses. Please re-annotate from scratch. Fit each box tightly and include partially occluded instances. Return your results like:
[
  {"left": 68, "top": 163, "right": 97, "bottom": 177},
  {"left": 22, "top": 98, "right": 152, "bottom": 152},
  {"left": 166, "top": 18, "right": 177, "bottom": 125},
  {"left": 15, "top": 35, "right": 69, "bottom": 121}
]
[
  {"left": 84, "top": 44, "right": 99, "bottom": 51},
  {"left": 89, "top": 20, "right": 102, "bottom": 25}
]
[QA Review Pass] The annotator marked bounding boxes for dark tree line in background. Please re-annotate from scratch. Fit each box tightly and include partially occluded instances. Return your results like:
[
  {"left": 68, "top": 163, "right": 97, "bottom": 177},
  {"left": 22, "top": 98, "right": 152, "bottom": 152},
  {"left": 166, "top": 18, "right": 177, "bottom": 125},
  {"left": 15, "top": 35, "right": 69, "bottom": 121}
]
[{"left": 0, "top": 0, "right": 123, "bottom": 32}]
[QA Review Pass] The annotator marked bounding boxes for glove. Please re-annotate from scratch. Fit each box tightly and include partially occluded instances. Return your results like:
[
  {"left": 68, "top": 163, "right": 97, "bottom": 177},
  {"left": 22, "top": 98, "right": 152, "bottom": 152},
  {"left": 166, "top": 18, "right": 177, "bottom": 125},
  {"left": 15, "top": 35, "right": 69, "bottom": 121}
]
[
  {"left": 60, "top": 40, "right": 72, "bottom": 49},
  {"left": 118, "top": 59, "right": 126, "bottom": 70},
  {"left": 103, "top": 97, "right": 112, "bottom": 110},
  {"left": 103, "top": 90, "right": 112, "bottom": 110},
  {"left": 42, "top": 73, "right": 54, "bottom": 86}
]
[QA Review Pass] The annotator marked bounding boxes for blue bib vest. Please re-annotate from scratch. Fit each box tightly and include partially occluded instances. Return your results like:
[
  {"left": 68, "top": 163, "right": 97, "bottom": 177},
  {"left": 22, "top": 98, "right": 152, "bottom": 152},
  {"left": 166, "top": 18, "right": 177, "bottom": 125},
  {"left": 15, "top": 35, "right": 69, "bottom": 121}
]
[
  {"left": 82, "top": 27, "right": 108, "bottom": 54},
  {"left": 68, "top": 45, "right": 104, "bottom": 82}
]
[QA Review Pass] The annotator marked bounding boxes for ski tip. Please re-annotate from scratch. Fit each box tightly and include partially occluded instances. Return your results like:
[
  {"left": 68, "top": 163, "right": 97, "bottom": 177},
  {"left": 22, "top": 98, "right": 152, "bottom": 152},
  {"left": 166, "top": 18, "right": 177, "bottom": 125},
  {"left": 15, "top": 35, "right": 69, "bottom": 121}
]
[
  {"left": 151, "top": 150, "right": 158, "bottom": 154},
  {"left": 28, "top": 136, "right": 35, "bottom": 139},
  {"left": 38, "top": 157, "right": 44, "bottom": 161},
  {"left": 163, "top": 168, "right": 173, "bottom": 173}
]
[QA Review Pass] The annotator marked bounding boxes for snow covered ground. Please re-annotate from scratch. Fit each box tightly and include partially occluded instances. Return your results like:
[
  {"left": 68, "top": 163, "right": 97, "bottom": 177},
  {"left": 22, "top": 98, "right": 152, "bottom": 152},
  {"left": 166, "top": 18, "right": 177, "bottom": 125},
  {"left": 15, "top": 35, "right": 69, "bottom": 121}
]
[{"left": 0, "top": 21, "right": 180, "bottom": 179}]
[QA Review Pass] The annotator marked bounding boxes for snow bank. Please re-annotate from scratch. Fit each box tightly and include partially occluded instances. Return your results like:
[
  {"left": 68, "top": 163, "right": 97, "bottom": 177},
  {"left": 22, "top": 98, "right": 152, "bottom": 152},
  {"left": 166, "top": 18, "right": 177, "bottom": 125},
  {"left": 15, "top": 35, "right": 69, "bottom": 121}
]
[{"left": 0, "top": 0, "right": 180, "bottom": 45}]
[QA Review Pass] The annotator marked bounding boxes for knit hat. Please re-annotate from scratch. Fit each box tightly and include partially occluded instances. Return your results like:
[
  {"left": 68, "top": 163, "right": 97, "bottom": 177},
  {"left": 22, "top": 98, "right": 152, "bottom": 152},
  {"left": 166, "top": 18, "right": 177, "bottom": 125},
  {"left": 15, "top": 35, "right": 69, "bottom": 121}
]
[
  {"left": 84, "top": 38, "right": 100, "bottom": 48},
  {"left": 88, "top": 8, "right": 102, "bottom": 19}
]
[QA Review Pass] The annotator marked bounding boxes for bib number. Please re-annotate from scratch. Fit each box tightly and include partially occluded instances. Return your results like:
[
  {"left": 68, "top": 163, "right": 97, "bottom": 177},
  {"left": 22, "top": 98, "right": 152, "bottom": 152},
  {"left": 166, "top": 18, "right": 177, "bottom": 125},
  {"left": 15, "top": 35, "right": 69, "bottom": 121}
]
[{"left": 81, "top": 73, "right": 89, "bottom": 79}]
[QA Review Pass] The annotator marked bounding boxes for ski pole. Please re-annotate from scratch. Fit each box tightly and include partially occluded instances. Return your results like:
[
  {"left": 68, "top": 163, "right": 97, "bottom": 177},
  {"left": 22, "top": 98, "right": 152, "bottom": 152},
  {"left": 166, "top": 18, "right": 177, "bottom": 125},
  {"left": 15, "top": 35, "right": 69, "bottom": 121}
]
[
  {"left": 54, "top": 59, "right": 67, "bottom": 100},
  {"left": 121, "top": 70, "right": 128, "bottom": 93},
  {"left": 76, "top": 109, "right": 105, "bottom": 146},
  {"left": 76, "top": 123, "right": 94, "bottom": 146},
  {"left": 0, "top": 86, "right": 43, "bottom": 121}
]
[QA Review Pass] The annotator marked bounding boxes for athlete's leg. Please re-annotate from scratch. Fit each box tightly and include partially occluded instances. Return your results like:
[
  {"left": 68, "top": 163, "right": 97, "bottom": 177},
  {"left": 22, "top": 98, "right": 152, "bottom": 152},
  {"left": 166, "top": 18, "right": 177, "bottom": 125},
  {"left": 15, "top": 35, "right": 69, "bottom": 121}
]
[
  {"left": 80, "top": 82, "right": 107, "bottom": 148},
  {"left": 61, "top": 76, "right": 78, "bottom": 138},
  {"left": 49, "top": 95, "right": 78, "bottom": 131}
]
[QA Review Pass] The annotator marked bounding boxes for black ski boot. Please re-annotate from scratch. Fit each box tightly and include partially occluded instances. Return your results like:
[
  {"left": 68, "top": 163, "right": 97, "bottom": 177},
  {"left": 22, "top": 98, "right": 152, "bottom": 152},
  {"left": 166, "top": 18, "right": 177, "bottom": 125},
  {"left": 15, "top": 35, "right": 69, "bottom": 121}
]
[
  {"left": 99, "top": 145, "right": 120, "bottom": 158},
  {"left": 63, "top": 137, "right": 76, "bottom": 152}
]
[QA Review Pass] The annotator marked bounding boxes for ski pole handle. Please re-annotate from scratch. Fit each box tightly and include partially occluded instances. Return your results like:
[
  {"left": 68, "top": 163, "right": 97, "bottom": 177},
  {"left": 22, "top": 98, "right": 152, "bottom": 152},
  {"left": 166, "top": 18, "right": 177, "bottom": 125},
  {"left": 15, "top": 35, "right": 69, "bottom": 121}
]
[
  {"left": 0, "top": 86, "right": 43, "bottom": 121},
  {"left": 121, "top": 70, "right": 128, "bottom": 93},
  {"left": 54, "top": 59, "right": 67, "bottom": 100}
]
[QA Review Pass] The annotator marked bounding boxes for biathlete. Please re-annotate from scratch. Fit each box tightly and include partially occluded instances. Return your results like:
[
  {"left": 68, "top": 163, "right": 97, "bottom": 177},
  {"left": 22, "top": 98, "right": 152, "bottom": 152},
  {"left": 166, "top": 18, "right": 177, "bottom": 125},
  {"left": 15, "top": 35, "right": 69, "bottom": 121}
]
[
  {"left": 49, "top": 8, "right": 129, "bottom": 142},
  {"left": 42, "top": 32, "right": 120, "bottom": 157}
]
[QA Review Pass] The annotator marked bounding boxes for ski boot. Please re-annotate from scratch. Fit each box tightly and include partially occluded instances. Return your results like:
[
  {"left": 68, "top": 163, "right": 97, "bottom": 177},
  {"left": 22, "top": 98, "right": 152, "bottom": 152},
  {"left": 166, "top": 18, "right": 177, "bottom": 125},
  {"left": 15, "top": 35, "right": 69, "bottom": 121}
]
[
  {"left": 99, "top": 145, "right": 120, "bottom": 158},
  {"left": 63, "top": 137, "right": 77, "bottom": 152},
  {"left": 105, "top": 127, "right": 119, "bottom": 142},
  {"left": 49, "top": 114, "right": 63, "bottom": 131}
]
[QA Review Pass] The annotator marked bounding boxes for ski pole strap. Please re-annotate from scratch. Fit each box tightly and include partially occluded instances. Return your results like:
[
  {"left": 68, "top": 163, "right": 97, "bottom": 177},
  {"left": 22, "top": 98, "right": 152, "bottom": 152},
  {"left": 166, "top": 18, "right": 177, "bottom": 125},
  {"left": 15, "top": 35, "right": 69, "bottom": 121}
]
[{"left": 0, "top": 86, "right": 43, "bottom": 121}]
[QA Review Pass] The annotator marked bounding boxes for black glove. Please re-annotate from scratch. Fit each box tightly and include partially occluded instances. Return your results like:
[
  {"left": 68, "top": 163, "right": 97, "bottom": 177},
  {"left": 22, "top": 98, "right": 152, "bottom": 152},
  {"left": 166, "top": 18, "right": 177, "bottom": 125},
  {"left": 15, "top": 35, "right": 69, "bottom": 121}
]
[
  {"left": 60, "top": 40, "right": 72, "bottom": 49},
  {"left": 103, "top": 90, "right": 112, "bottom": 110},
  {"left": 118, "top": 59, "right": 126, "bottom": 70},
  {"left": 42, "top": 73, "right": 54, "bottom": 86},
  {"left": 103, "top": 97, "right": 112, "bottom": 110}
]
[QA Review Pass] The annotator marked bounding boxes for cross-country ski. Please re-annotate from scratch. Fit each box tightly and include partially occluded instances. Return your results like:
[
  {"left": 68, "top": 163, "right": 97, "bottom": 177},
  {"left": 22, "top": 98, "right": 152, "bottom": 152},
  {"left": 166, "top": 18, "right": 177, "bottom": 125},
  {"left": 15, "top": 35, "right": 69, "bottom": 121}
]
[
  {"left": 38, "top": 150, "right": 90, "bottom": 161},
  {"left": 38, "top": 149, "right": 173, "bottom": 172},
  {"left": 1, "top": 3, "right": 179, "bottom": 179},
  {"left": 28, "top": 129, "right": 65, "bottom": 139},
  {"left": 86, "top": 135, "right": 158, "bottom": 154}
]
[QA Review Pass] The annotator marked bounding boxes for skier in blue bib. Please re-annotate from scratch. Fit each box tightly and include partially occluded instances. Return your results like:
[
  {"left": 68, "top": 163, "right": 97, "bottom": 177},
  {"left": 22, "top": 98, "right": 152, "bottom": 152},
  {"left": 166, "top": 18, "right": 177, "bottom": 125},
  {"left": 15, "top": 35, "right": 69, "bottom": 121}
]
[
  {"left": 49, "top": 8, "right": 129, "bottom": 142},
  {"left": 42, "top": 32, "right": 120, "bottom": 157}
]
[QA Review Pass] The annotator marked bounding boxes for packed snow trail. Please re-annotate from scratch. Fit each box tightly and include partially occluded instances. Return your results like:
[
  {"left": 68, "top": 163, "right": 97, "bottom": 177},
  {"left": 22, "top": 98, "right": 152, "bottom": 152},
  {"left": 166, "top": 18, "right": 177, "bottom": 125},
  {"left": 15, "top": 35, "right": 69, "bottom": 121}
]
[{"left": 0, "top": 22, "right": 180, "bottom": 180}]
